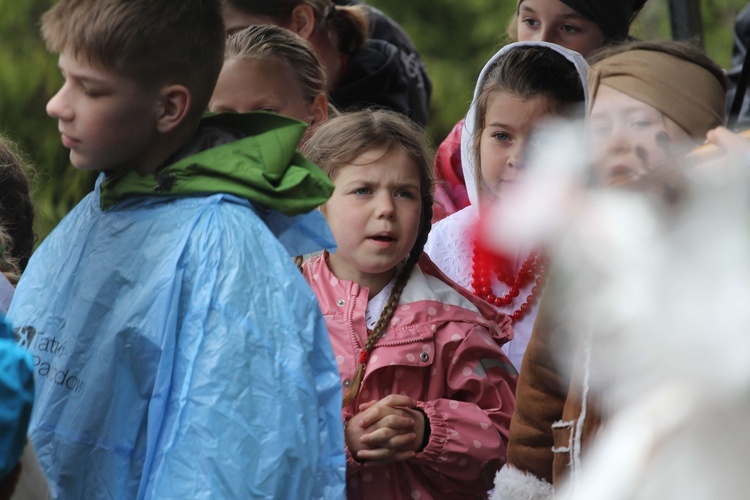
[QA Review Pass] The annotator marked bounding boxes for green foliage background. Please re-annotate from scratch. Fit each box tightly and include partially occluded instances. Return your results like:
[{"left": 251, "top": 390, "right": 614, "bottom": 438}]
[{"left": 0, "top": 0, "right": 748, "bottom": 243}]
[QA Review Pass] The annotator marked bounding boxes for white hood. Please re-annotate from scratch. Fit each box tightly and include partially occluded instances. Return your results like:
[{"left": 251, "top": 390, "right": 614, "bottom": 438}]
[{"left": 460, "top": 41, "right": 590, "bottom": 206}]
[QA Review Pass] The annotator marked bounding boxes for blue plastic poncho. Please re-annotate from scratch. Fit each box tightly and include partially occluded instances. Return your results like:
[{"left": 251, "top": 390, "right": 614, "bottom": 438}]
[
  {"left": 9, "top": 189, "right": 345, "bottom": 499},
  {"left": 8, "top": 114, "right": 345, "bottom": 499}
]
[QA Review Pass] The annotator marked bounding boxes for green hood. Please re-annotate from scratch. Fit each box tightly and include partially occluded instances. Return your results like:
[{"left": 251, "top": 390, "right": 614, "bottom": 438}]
[{"left": 99, "top": 112, "right": 333, "bottom": 215}]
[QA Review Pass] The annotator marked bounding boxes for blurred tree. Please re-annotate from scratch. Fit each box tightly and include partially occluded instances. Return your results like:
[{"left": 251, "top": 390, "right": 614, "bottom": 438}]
[
  {"left": 0, "top": 0, "right": 748, "bottom": 243},
  {"left": 0, "top": 0, "right": 97, "bottom": 242},
  {"left": 368, "top": 0, "right": 516, "bottom": 144}
]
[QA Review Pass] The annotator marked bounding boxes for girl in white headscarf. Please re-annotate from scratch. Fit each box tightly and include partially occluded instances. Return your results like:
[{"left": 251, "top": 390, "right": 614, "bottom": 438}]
[{"left": 425, "top": 42, "right": 589, "bottom": 371}]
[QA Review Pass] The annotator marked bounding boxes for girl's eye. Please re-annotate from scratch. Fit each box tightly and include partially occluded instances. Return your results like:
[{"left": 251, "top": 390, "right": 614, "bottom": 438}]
[
  {"left": 353, "top": 187, "right": 371, "bottom": 195},
  {"left": 259, "top": 107, "right": 278, "bottom": 113},
  {"left": 521, "top": 17, "right": 540, "bottom": 28},
  {"left": 493, "top": 132, "right": 511, "bottom": 142},
  {"left": 396, "top": 190, "right": 416, "bottom": 199},
  {"left": 590, "top": 119, "right": 612, "bottom": 136},
  {"left": 630, "top": 120, "right": 653, "bottom": 129},
  {"left": 560, "top": 24, "right": 581, "bottom": 34}
]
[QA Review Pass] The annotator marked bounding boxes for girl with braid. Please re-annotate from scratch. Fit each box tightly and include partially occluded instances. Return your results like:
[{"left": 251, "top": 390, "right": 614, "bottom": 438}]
[{"left": 300, "top": 109, "right": 517, "bottom": 499}]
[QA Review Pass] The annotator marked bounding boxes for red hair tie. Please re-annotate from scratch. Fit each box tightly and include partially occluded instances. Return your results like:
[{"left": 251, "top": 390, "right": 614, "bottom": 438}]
[{"left": 358, "top": 350, "right": 369, "bottom": 364}]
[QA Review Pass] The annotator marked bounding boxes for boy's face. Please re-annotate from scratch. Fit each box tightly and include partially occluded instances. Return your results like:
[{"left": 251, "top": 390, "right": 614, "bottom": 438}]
[{"left": 47, "top": 51, "right": 163, "bottom": 174}]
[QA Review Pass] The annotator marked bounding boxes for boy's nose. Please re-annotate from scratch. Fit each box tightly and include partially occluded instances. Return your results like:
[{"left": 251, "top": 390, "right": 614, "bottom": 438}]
[{"left": 46, "top": 86, "right": 73, "bottom": 121}]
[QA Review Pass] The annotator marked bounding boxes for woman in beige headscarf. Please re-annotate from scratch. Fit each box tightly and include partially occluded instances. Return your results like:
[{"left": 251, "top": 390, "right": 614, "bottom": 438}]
[{"left": 492, "top": 40, "right": 728, "bottom": 500}]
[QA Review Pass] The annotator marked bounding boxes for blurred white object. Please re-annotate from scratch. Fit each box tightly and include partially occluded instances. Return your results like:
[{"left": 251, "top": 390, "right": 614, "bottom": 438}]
[{"left": 487, "top": 124, "right": 750, "bottom": 499}]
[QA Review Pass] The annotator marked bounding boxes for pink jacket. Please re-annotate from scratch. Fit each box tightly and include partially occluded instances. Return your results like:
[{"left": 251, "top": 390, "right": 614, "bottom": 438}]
[
  {"left": 433, "top": 119, "right": 469, "bottom": 223},
  {"left": 303, "top": 253, "right": 517, "bottom": 499}
]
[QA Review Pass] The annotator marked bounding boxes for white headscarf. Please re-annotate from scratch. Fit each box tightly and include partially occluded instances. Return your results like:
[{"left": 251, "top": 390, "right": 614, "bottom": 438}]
[{"left": 460, "top": 41, "right": 590, "bottom": 206}]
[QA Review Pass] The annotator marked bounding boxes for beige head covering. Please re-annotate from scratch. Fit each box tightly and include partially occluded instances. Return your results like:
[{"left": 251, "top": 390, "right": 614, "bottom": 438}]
[{"left": 588, "top": 49, "right": 725, "bottom": 139}]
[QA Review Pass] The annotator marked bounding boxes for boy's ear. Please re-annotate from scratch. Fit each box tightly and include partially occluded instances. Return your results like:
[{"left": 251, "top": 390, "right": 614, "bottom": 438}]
[
  {"left": 309, "top": 93, "right": 329, "bottom": 128},
  {"left": 156, "top": 84, "right": 191, "bottom": 134},
  {"left": 289, "top": 4, "right": 316, "bottom": 40}
]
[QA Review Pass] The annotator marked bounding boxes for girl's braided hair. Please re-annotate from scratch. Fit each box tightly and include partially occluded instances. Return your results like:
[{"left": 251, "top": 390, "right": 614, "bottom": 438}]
[
  {"left": 0, "top": 136, "right": 35, "bottom": 275},
  {"left": 302, "top": 109, "right": 434, "bottom": 405}
]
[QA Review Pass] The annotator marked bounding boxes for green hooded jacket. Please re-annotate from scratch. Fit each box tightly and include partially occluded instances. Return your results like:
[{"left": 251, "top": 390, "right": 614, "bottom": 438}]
[{"left": 99, "top": 112, "right": 333, "bottom": 215}]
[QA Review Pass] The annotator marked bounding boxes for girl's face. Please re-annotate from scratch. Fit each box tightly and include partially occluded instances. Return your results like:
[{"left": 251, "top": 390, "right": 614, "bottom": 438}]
[
  {"left": 517, "top": 0, "right": 606, "bottom": 57},
  {"left": 209, "top": 57, "right": 327, "bottom": 141},
  {"left": 590, "top": 85, "right": 694, "bottom": 187},
  {"left": 321, "top": 148, "right": 422, "bottom": 295},
  {"left": 479, "top": 92, "right": 551, "bottom": 199}
]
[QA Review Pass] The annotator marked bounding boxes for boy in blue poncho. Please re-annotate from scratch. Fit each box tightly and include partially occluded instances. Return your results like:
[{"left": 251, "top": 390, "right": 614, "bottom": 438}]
[{"left": 8, "top": 0, "right": 346, "bottom": 498}]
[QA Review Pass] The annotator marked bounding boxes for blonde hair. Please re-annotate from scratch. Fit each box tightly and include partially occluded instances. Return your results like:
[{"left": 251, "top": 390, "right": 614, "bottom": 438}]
[
  {"left": 42, "top": 0, "right": 225, "bottom": 121},
  {"left": 302, "top": 110, "right": 434, "bottom": 405},
  {"left": 0, "top": 136, "right": 35, "bottom": 274},
  {"left": 221, "top": 0, "right": 369, "bottom": 54},
  {"left": 226, "top": 25, "right": 327, "bottom": 105}
]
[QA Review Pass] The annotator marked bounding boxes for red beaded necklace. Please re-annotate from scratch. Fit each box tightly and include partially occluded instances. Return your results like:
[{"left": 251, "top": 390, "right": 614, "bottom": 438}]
[{"left": 470, "top": 240, "right": 548, "bottom": 323}]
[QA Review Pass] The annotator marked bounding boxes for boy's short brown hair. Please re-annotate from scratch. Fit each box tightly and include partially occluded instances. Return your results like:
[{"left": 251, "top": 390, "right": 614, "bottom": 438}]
[{"left": 42, "top": 0, "right": 225, "bottom": 121}]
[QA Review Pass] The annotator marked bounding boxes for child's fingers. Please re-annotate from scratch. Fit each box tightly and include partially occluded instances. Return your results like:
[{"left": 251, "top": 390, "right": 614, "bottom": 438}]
[
  {"left": 358, "top": 400, "right": 377, "bottom": 411},
  {"left": 360, "top": 426, "right": 415, "bottom": 447},
  {"left": 358, "top": 395, "right": 418, "bottom": 428},
  {"left": 384, "top": 432, "right": 420, "bottom": 450},
  {"left": 378, "top": 394, "right": 418, "bottom": 409},
  {"left": 365, "top": 431, "right": 419, "bottom": 451},
  {"left": 359, "top": 412, "right": 416, "bottom": 435},
  {"left": 362, "top": 412, "right": 415, "bottom": 433},
  {"left": 691, "top": 126, "right": 750, "bottom": 164}
]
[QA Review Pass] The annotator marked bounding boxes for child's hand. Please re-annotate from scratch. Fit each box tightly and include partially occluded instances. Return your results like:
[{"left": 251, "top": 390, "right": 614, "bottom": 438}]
[
  {"left": 705, "top": 126, "right": 750, "bottom": 156},
  {"left": 346, "top": 395, "right": 425, "bottom": 463},
  {"left": 688, "top": 126, "right": 750, "bottom": 168}
]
